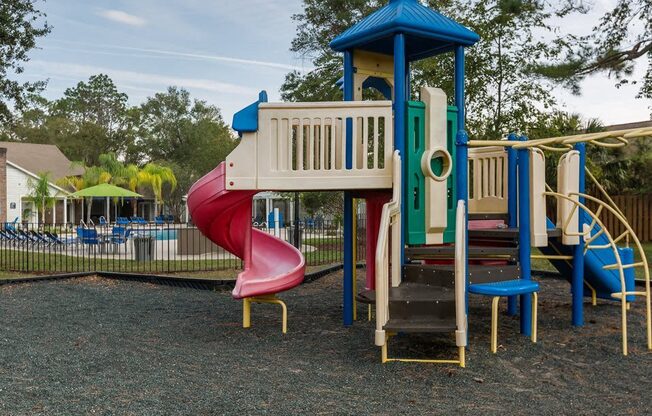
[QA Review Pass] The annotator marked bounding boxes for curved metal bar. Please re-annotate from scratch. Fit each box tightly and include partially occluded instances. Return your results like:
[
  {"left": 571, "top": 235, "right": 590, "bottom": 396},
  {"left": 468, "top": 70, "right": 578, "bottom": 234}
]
[
  {"left": 539, "top": 144, "right": 573, "bottom": 152},
  {"left": 584, "top": 168, "right": 626, "bottom": 219},
  {"left": 467, "top": 127, "right": 651, "bottom": 151},
  {"left": 570, "top": 192, "right": 651, "bottom": 353},
  {"left": 543, "top": 191, "right": 631, "bottom": 355}
]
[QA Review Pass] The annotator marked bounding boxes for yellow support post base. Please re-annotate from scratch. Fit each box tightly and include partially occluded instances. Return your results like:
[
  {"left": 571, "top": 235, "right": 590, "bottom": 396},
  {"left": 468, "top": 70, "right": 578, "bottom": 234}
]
[
  {"left": 381, "top": 334, "right": 465, "bottom": 367},
  {"left": 242, "top": 295, "right": 288, "bottom": 334}
]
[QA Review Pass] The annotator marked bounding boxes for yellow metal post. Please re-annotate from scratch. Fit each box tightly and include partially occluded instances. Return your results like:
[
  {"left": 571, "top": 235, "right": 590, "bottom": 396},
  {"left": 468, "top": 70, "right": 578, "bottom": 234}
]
[
  {"left": 491, "top": 297, "right": 500, "bottom": 353},
  {"left": 242, "top": 295, "right": 288, "bottom": 334},
  {"left": 532, "top": 292, "right": 538, "bottom": 343},
  {"left": 381, "top": 333, "right": 464, "bottom": 365},
  {"left": 243, "top": 298, "right": 251, "bottom": 329}
]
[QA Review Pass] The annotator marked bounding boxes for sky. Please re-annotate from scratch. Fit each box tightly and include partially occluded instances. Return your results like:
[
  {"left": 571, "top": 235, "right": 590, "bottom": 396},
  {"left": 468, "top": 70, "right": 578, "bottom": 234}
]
[{"left": 16, "top": 0, "right": 652, "bottom": 126}]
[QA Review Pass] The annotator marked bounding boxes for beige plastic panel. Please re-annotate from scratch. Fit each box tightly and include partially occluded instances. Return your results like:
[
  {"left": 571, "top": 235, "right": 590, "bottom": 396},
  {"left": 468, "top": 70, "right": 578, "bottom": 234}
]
[
  {"left": 226, "top": 101, "right": 394, "bottom": 191},
  {"left": 530, "top": 148, "right": 548, "bottom": 247},
  {"left": 421, "top": 87, "right": 449, "bottom": 244},
  {"left": 225, "top": 132, "right": 258, "bottom": 189},
  {"left": 557, "top": 150, "right": 580, "bottom": 245},
  {"left": 353, "top": 50, "right": 395, "bottom": 102},
  {"left": 468, "top": 146, "right": 509, "bottom": 214}
]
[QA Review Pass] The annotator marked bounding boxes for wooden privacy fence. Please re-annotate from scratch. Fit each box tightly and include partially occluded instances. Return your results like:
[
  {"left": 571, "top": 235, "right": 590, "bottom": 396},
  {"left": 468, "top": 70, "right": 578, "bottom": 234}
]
[
  {"left": 546, "top": 194, "right": 652, "bottom": 242},
  {"left": 594, "top": 194, "right": 652, "bottom": 243}
]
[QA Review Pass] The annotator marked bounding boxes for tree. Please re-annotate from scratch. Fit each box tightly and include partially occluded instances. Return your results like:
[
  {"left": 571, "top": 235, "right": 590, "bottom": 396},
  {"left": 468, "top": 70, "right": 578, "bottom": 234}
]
[
  {"left": 26, "top": 172, "right": 56, "bottom": 224},
  {"left": 138, "top": 163, "right": 177, "bottom": 217},
  {"left": 49, "top": 74, "right": 133, "bottom": 165},
  {"left": 0, "top": 0, "right": 51, "bottom": 123},
  {"left": 534, "top": 0, "right": 652, "bottom": 112},
  {"left": 528, "top": 111, "right": 605, "bottom": 188},
  {"left": 138, "top": 87, "right": 235, "bottom": 217},
  {"left": 58, "top": 163, "right": 111, "bottom": 222},
  {"left": 281, "top": 0, "right": 380, "bottom": 102},
  {"left": 282, "top": 0, "right": 586, "bottom": 138}
]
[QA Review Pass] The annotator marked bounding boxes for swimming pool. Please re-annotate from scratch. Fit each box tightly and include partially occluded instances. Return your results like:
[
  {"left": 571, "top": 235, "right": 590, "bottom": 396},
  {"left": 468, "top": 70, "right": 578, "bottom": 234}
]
[{"left": 138, "top": 229, "right": 178, "bottom": 241}]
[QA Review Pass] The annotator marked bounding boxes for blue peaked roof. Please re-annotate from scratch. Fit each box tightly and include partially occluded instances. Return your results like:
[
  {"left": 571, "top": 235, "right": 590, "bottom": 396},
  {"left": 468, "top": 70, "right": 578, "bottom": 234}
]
[{"left": 330, "top": 0, "right": 479, "bottom": 60}]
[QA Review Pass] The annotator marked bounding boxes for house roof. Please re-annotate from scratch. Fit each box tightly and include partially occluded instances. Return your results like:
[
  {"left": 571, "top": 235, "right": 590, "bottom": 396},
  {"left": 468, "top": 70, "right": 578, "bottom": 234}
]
[
  {"left": 605, "top": 120, "right": 652, "bottom": 131},
  {"left": 0, "top": 142, "right": 84, "bottom": 180},
  {"left": 330, "top": 0, "right": 479, "bottom": 60}
]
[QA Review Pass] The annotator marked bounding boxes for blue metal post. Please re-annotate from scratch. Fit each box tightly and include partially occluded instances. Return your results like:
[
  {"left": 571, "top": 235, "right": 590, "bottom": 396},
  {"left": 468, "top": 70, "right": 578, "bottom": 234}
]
[
  {"left": 571, "top": 142, "right": 586, "bottom": 326},
  {"left": 454, "top": 46, "right": 469, "bottom": 325},
  {"left": 507, "top": 133, "right": 519, "bottom": 316},
  {"left": 394, "top": 34, "right": 406, "bottom": 262},
  {"left": 518, "top": 136, "right": 532, "bottom": 336},
  {"left": 343, "top": 50, "right": 354, "bottom": 327}
]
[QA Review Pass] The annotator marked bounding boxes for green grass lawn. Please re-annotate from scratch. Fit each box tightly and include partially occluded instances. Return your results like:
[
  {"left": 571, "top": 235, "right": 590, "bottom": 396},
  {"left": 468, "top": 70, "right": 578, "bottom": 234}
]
[{"left": 0, "top": 245, "right": 343, "bottom": 276}]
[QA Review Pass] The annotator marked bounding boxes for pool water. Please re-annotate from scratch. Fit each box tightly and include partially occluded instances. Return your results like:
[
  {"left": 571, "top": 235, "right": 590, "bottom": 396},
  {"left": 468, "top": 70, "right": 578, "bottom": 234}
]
[{"left": 140, "top": 229, "right": 178, "bottom": 241}]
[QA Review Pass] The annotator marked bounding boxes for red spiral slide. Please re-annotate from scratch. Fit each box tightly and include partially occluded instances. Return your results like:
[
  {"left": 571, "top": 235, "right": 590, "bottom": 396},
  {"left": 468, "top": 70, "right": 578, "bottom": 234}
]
[{"left": 187, "top": 163, "right": 305, "bottom": 299}]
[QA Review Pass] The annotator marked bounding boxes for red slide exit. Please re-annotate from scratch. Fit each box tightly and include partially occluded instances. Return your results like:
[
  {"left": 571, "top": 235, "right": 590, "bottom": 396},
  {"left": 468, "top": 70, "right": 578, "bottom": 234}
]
[{"left": 187, "top": 163, "right": 305, "bottom": 299}]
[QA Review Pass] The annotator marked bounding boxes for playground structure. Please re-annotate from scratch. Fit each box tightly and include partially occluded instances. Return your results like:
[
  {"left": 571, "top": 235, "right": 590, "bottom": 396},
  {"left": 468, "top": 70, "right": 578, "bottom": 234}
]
[{"left": 187, "top": 0, "right": 652, "bottom": 364}]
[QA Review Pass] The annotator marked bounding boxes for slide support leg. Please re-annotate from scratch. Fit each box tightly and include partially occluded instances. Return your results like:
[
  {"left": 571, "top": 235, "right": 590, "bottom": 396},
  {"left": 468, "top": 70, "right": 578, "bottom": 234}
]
[{"left": 242, "top": 296, "right": 288, "bottom": 334}]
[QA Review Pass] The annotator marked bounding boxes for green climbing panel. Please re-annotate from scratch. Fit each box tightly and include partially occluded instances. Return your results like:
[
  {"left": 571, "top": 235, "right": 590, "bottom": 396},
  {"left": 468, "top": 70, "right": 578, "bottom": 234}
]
[
  {"left": 443, "top": 106, "right": 458, "bottom": 244},
  {"left": 405, "top": 101, "right": 426, "bottom": 245},
  {"left": 405, "top": 102, "right": 458, "bottom": 246}
]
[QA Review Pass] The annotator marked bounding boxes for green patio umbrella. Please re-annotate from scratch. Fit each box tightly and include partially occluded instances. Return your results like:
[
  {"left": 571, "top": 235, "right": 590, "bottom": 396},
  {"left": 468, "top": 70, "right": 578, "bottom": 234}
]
[
  {"left": 70, "top": 184, "right": 142, "bottom": 223},
  {"left": 70, "top": 183, "right": 142, "bottom": 198}
]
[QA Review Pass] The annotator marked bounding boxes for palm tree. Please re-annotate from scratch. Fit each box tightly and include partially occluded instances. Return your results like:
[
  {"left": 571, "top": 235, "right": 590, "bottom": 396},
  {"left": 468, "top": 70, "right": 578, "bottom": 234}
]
[
  {"left": 26, "top": 172, "right": 57, "bottom": 224},
  {"left": 138, "top": 163, "right": 177, "bottom": 217},
  {"left": 58, "top": 164, "right": 112, "bottom": 222},
  {"left": 97, "top": 153, "right": 142, "bottom": 217}
]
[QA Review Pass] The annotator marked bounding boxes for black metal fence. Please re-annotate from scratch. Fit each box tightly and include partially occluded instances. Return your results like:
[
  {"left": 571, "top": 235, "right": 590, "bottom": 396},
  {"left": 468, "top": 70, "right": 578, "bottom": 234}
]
[{"left": 0, "top": 219, "right": 367, "bottom": 275}]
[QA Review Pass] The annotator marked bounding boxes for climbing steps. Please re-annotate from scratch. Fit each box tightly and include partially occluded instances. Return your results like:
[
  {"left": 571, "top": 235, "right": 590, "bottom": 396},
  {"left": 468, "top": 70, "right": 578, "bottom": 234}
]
[{"left": 380, "top": 222, "right": 522, "bottom": 335}]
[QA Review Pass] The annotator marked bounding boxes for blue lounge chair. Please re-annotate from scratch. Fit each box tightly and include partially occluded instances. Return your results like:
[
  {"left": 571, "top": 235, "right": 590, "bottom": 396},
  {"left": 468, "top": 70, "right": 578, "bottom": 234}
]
[
  {"left": 29, "top": 230, "right": 52, "bottom": 246},
  {"left": 5, "top": 229, "right": 25, "bottom": 244},
  {"left": 99, "top": 216, "right": 108, "bottom": 226},
  {"left": 45, "top": 231, "right": 67, "bottom": 246},
  {"left": 110, "top": 226, "right": 132, "bottom": 244},
  {"left": 154, "top": 216, "right": 165, "bottom": 225},
  {"left": 76, "top": 227, "right": 100, "bottom": 246}
]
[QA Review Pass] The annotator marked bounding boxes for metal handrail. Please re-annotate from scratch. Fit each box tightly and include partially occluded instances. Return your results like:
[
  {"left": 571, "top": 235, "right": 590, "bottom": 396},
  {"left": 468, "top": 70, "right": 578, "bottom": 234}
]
[
  {"left": 544, "top": 191, "right": 652, "bottom": 355},
  {"left": 467, "top": 127, "right": 652, "bottom": 150}
]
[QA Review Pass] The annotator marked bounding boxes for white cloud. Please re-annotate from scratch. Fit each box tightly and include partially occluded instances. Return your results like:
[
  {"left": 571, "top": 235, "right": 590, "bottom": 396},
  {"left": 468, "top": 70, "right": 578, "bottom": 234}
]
[
  {"left": 28, "top": 60, "right": 259, "bottom": 96},
  {"left": 98, "top": 10, "right": 147, "bottom": 27},
  {"left": 49, "top": 40, "right": 308, "bottom": 72}
]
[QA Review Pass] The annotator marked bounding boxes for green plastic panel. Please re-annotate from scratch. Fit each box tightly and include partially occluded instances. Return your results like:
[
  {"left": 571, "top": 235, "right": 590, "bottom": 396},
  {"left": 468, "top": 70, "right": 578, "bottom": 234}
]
[
  {"left": 405, "top": 101, "right": 426, "bottom": 245},
  {"left": 443, "top": 106, "right": 458, "bottom": 243},
  {"left": 404, "top": 103, "right": 458, "bottom": 246}
]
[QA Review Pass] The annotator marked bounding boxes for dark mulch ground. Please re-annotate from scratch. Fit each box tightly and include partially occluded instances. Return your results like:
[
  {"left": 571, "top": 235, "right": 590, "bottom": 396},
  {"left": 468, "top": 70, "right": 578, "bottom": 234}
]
[{"left": 0, "top": 272, "right": 650, "bottom": 415}]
